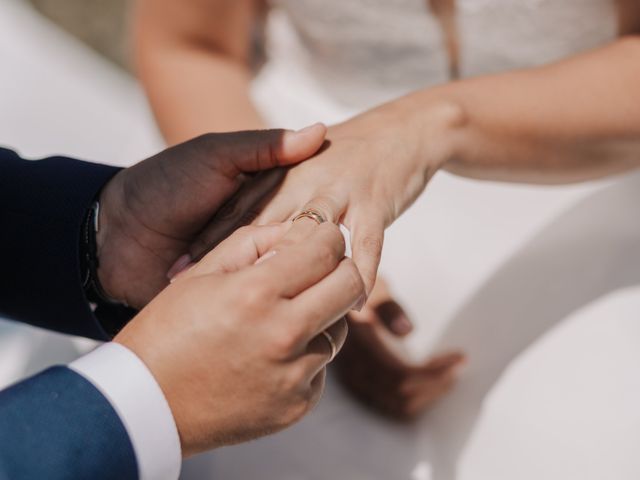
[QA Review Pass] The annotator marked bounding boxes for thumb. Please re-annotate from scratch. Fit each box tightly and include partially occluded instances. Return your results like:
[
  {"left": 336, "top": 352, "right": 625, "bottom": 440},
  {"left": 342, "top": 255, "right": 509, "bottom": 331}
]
[
  {"left": 218, "top": 123, "right": 327, "bottom": 174},
  {"left": 175, "top": 223, "right": 291, "bottom": 281}
]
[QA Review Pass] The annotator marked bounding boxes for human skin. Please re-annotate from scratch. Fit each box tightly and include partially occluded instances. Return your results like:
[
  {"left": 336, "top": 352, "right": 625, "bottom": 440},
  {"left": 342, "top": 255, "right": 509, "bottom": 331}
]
[
  {"left": 133, "top": 0, "right": 640, "bottom": 418},
  {"left": 134, "top": 1, "right": 640, "bottom": 287},
  {"left": 116, "top": 219, "right": 365, "bottom": 456},
  {"left": 132, "top": 0, "right": 463, "bottom": 418},
  {"left": 133, "top": 0, "right": 267, "bottom": 142},
  {"left": 95, "top": 125, "right": 326, "bottom": 309},
  {"left": 247, "top": 38, "right": 640, "bottom": 288}
]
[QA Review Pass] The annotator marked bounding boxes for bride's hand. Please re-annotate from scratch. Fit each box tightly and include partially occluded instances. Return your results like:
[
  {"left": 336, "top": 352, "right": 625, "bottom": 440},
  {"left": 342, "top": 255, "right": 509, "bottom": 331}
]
[
  {"left": 251, "top": 101, "right": 463, "bottom": 294},
  {"left": 336, "top": 325, "right": 464, "bottom": 419},
  {"left": 336, "top": 277, "right": 465, "bottom": 419},
  {"left": 175, "top": 99, "right": 463, "bottom": 294}
]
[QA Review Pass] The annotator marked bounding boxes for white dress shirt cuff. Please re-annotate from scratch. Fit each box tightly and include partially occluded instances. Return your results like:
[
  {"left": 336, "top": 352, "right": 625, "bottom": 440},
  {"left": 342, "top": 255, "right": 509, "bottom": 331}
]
[{"left": 69, "top": 342, "right": 181, "bottom": 480}]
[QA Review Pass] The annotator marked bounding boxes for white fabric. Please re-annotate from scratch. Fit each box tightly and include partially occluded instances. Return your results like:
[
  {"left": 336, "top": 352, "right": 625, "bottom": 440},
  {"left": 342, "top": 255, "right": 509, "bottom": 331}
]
[
  {"left": 264, "top": 0, "right": 616, "bottom": 112},
  {"left": 70, "top": 343, "right": 181, "bottom": 480}
]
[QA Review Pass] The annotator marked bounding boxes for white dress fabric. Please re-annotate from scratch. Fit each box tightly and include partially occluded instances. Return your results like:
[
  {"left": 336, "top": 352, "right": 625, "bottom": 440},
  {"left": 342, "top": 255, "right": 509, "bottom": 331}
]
[
  {"left": 254, "top": 0, "right": 616, "bottom": 122},
  {"left": 199, "top": 2, "right": 640, "bottom": 480}
]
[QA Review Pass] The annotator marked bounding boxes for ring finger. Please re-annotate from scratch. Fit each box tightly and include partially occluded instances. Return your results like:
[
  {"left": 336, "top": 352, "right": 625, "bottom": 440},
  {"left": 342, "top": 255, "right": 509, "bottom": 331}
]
[{"left": 301, "top": 317, "right": 349, "bottom": 379}]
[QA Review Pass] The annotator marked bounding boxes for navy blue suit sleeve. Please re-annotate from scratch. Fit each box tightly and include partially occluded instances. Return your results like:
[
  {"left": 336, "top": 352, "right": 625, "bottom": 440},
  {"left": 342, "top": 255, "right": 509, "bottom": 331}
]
[
  {"left": 0, "top": 366, "right": 138, "bottom": 480},
  {"left": 0, "top": 147, "right": 122, "bottom": 340}
]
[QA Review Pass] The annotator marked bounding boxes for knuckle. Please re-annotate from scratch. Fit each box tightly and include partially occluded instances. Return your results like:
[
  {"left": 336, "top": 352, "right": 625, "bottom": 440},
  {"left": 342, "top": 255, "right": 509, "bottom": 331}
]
[
  {"left": 281, "top": 365, "right": 307, "bottom": 392},
  {"left": 195, "top": 133, "right": 223, "bottom": 154},
  {"left": 319, "top": 222, "right": 346, "bottom": 249},
  {"left": 234, "top": 224, "right": 257, "bottom": 238},
  {"left": 306, "top": 194, "right": 340, "bottom": 222},
  {"left": 316, "top": 243, "right": 340, "bottom": 268},
  {"left": 268, "top": 328, "right": 304, "bottom": 359},
  {"left": 279, "top": 397, "right": 310, "bottom": 428},
  {"left": 342, "top": 259, "right": 365, "bottom": 296},
  {"left": 241, "top": 279, "right": 275, "bottom": 311},
  {"left": 358, "top": 233, "right": 383, "bottom": 258}
]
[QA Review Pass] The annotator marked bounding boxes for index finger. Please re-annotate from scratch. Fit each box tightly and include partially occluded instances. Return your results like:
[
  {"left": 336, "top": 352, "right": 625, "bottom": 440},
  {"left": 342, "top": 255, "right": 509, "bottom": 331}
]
[
  {"left": 287, "top": 257, "right": 365, "bottom": 340},
  {"left": 252, "top": 221, "right": 346, "bottom": 298},
  {"left": 179, "top": 223, "right": 291, "bottom": 280}
]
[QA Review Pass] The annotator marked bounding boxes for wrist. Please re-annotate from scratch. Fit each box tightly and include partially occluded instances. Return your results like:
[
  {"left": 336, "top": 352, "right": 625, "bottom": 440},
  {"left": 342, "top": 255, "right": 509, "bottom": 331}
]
[
  {"left": 115, "top": 313, "right": 195, "bottom": 457},
  {"left": 94, "top": 173, "right": 127, "bottom": 303},
  {"left": 70, "top": 342, "right": 182, "bottom": 475},
  {"left": 80, "top": 182, "right": 137, "bottom": 336},
  {"left": 394, "top": 90, "right": 470, "bottom": 174}
]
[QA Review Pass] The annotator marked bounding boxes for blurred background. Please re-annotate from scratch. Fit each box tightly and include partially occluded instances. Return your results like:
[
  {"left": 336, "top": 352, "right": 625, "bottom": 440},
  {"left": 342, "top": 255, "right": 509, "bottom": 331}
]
[{"left": 28, "top": 0, "right": 129, "bottom": 68}]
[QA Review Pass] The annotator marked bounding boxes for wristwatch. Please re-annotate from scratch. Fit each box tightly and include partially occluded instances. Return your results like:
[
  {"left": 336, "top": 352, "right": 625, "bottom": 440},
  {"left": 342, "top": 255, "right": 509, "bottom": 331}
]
[{"left": 80, "top": 199, "right": 137, "bottom": 337}]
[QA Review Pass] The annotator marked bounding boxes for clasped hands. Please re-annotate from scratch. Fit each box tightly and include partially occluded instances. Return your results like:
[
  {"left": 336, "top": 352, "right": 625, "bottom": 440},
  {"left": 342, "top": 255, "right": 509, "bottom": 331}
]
[
  {"left": 98, "top": 124, "right": 364, "bottom": 456},
  {"left": 99, "top": 108, "right": 464, "bottom": 454},
  {"left": 170, "top": 103, "right": 465, "bottom": 420}
]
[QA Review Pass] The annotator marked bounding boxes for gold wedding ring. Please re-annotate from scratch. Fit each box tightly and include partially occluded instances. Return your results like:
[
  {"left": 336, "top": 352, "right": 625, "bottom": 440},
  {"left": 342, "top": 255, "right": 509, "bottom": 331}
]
[
  {"left": 321, "top": 330, "right": 338, "bottom": 362},
  {"left": 292, "top": 208, "right": 326, "bottom": 225}
]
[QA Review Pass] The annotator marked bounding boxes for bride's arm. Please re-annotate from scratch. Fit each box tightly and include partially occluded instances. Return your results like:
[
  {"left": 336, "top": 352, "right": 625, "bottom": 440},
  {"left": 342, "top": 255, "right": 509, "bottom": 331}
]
[
  {"left": 133, "top": 0, "right": 266, "bottom": 145},
  {"left": 247, "top": 37, "right": 640, "bottom": 293},
  {"left": 428, "top": 36, "right": 640, "bottom": 184}
]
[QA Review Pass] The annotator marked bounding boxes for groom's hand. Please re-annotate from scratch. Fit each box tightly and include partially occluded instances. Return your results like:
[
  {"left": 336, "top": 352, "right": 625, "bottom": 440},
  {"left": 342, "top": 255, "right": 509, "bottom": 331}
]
[
  {"left": 95, "top": 125, "right": 326, "bottom": 309},
  {"left": 116, "top": 220, "right": 365, "bottom": 455}
]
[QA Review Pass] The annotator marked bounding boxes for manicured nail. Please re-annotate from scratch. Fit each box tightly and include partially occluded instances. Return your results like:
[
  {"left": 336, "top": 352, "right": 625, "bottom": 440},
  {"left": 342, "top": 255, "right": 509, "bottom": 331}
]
[
  {"left": 167, "top": 253, "right": 192, "bottom": 280},
  {"left": 254, "top": 250, "right": 277, "bottom": 265},
  {"left": 353, "top": 293, "right": 367, "bottom": 312},
  {"left": 169, "top": 262, "right": 195, "bottom": 284},
  {"left": 390, "top": 315, "right": 414, "bottom": 336}
]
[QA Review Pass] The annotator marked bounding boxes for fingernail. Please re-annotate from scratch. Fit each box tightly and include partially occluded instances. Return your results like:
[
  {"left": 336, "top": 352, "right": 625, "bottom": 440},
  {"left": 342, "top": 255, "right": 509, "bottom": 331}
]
[
  {"left": 353, "top": 293, "right": 367, "bottom": 312},
  {"left": 390, "top": 315, "right": 414, "bottom": 336},
  {"left": 254, "top": 250, "right": 277, "bottom": 265},
  {"left": 295, "top": 122, "right": 322, "bottom": 134},
  {"left": 167, "top": 254, "right": 192, "bottom": 280},
  {"left": 169, "top": 262, "right": 195, "bottom": 284}
]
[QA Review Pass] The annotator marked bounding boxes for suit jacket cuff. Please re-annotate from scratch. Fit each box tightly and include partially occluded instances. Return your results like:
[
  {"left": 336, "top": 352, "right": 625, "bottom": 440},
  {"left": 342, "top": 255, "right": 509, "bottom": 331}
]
[{"left": 0, "top": 149, "right": 121, "bottom": 339}]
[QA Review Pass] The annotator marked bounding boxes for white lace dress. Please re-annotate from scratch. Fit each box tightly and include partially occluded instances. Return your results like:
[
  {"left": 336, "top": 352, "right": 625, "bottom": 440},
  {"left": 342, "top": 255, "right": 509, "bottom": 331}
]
[
  {"left": 203, "top": 2, "right": 640, "bottom": 480},
  {"left": 254, "top": 0, "right": 616, "bottom": 123}
]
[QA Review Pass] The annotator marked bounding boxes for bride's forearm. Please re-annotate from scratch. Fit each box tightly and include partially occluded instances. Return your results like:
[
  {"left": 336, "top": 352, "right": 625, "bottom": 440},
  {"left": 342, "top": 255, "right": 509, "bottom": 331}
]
[
  {"left": 136, "top": 45, "right": 266, "bottom": 145},
  {"left": 394, "top": 36, "right": 640, "bottom": 184},
  {"left": 133, "top": 0, "right": 266, "bottom": 146}
]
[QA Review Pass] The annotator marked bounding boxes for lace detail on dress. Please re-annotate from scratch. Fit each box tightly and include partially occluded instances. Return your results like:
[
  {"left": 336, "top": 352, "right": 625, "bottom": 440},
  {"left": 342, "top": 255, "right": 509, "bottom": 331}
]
[{"left": 267, "top": 0, "right": 616, "bottom": 110}]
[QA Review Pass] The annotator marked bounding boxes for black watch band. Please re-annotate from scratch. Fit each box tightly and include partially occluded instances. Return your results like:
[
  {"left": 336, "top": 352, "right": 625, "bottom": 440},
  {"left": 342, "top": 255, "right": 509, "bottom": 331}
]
[{"left": 80, "top": 199, "right": 136, "bottom": 337}]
